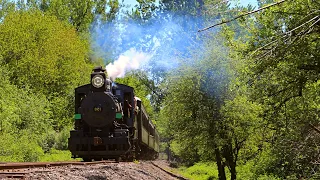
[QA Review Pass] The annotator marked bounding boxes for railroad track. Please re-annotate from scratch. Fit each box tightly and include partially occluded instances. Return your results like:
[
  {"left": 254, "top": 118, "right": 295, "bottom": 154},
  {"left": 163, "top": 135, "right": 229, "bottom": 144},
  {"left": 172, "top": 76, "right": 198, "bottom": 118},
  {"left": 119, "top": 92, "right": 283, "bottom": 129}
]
[
  {"left": 0, "top": 160, "right": 115, "bottom": 179},
  {"left": 150, "top": 161, "right": 188, "bottom": 180},
  {"left": 0, "top": 160, "right": 188, "bottom": 179}
]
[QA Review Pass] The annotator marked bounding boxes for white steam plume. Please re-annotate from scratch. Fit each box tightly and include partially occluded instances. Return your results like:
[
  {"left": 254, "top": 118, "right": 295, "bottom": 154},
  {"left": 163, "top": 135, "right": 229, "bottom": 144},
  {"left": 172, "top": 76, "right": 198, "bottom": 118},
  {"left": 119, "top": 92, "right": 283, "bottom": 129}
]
[{"left": 106, "top": 48, "right": 152, "bottom": 79}]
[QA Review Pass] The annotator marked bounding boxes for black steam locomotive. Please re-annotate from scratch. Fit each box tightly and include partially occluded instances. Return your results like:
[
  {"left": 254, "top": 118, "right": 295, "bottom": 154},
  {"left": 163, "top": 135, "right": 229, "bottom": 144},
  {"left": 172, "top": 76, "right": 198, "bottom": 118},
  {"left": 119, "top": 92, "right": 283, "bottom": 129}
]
[{"left": 68, "top": 67, "right": 159, "bottom": 161}]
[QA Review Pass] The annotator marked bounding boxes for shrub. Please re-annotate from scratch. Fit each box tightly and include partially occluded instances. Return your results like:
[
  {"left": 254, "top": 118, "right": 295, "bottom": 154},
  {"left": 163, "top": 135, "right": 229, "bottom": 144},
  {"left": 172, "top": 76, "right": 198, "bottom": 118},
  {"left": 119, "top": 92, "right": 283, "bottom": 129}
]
[
  {"left": 40, "top": 149, "right": 75, "bottom": 162},
  {"left": 54, "top": 125, "right": 72, "bottom": 150},
  {"left": 178, "top": 162, "right": 219, "bottom": 180},
  {"left": 0, "top": 133, "right": 44, "bottom": 162}
]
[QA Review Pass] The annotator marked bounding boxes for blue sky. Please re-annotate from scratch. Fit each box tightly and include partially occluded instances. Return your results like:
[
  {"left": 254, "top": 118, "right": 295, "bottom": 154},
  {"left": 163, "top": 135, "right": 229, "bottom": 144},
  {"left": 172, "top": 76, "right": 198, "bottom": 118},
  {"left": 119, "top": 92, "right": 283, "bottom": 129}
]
[
  {"left": 234, "top": 0, "right": 258, "bottom": 7},
  {"left": 124, "top": 0, "right": 258, "bottom": 8}
]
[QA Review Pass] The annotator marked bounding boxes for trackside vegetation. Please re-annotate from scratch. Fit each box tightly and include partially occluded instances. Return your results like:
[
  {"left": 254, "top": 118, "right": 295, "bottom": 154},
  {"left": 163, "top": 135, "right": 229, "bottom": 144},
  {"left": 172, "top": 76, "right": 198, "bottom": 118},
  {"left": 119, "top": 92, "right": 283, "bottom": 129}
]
[
  {"left": 0, "top": 0, "right": 319, "bottom": 180},
  {"left": 0, "top": 10, "right": 92, "bottom": 162}
]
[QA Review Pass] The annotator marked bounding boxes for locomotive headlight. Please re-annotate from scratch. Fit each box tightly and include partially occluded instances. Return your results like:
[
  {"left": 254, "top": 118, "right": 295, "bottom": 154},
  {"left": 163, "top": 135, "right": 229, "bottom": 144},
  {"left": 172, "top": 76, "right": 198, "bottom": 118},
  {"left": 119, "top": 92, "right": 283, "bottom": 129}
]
[{"left": 92, "top": 75, "right": 105, "bottom": 88}]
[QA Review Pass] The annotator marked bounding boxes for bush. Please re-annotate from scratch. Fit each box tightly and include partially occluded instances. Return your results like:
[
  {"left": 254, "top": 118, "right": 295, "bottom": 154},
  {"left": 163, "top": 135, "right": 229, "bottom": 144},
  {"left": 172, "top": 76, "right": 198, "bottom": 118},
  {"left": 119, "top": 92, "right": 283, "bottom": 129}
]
[
  {"left": 234, "top": 160, "right": 281, "bottom": 180},
  {"left": 257, "top": 175, "right": 281, "bottom": 180},
  {"left": 54, "top": 125, "right": 72, "bottom": 150},
  {"left": 178, "top": 162, "right": 219, "bottom": 180},
  {"left": 40, "top": 149, "right": 76, "bottom": 162},
  {"left": 0, "top": 133, "right": 44, "bottom": 162},
  {"left": 38, "top": 130, "right": 56, "bottom": 153},
  {"left": 176, "top": 160, "right": 284, "bottom": 180},
  {"left": 0, "top": 9, "right": 92, "bottom": 162}
]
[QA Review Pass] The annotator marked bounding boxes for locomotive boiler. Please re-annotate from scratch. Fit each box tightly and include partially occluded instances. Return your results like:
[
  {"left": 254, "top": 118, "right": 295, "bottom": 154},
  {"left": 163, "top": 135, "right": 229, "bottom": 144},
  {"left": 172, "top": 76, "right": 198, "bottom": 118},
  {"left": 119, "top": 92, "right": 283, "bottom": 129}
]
[{"left": 68, "top": 67, "right": 159, "bottom": 161}]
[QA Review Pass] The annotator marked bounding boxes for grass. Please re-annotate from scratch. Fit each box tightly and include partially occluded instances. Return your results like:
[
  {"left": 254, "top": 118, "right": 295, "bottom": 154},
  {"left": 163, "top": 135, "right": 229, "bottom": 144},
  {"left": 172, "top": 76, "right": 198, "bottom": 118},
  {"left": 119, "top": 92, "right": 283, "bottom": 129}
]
[
  {"left": 177, "top": 162, "right": 219, "bottom": 180},
  {"left": 40, "top": 149, "right": 80, "bottom": 162},
  {"left": 175, "top": 161, "right": 282, "bottom": 180}
]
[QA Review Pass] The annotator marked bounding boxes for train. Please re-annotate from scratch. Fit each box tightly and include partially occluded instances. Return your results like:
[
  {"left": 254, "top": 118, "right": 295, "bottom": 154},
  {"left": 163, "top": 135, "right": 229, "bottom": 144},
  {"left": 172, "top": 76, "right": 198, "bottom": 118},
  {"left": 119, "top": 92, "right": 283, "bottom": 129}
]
[{"left": 68, "top": 66, "right": 160, "bottom": 161}]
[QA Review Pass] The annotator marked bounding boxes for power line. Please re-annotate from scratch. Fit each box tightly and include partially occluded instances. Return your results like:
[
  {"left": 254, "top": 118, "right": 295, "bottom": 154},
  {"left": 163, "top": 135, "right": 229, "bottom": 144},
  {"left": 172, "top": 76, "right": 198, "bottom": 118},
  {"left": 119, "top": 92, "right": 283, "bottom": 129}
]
[{"left": 198, "top": 0, "right": 288, "bottom": 32}]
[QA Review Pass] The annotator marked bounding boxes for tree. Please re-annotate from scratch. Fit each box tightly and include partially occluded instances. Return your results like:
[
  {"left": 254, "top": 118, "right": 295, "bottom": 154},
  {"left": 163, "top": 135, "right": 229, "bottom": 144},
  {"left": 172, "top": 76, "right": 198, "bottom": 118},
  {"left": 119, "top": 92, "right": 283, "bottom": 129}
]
[
  {"left": 158, "top": 34, "right": 264, "bottom": 179},
  {"left": 0, "top": 10, "right": 93, "bottom": 130},
  {"left": 115, "top": 71, "right": 154, "bottom": 118},
  {"left": 0, "top": 0, "right": 15, "bottom": 20},
  {"left": 121, "top": 0, "right": 230, "bottom": 112},
  {"left": 128, "top": 0, "right": 157, "bottom": 22},
  {"left": 222, "top": 0, "right": 320, "bottom": 178},
  {"left": 0, "top": 64, "right": 54, "bottom": 162},
  {"left": 14, "top": 0, "right": 121, "bottom": 32}
]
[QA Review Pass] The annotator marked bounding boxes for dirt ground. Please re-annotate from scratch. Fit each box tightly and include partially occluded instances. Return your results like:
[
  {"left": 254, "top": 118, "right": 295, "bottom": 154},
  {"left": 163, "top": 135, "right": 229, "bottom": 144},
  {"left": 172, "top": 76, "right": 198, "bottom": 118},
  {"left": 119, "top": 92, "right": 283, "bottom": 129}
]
[{"left": 20, "top": 160, "right": 185, "bottom": 180}]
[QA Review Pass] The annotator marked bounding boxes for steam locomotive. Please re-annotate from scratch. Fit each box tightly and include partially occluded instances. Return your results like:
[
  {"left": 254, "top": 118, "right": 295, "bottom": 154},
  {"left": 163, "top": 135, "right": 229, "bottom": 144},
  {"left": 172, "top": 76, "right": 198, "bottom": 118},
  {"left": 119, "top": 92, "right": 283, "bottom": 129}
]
[{"left": 68, "top": 67, "right": 160, "bottom": 161}]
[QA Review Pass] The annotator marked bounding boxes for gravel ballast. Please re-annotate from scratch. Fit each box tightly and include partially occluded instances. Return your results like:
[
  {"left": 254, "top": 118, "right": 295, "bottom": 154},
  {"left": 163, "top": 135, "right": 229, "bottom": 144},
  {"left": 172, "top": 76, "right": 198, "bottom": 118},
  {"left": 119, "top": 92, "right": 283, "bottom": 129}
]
[{"left": 23, "top": 160, "right": 182, "bottom": 180}]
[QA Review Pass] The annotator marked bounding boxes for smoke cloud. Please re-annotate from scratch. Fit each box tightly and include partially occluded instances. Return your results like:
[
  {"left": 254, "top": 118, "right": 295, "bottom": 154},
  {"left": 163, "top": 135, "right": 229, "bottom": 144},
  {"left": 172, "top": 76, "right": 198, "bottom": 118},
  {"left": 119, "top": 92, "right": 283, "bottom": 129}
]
[
  {"left": 106, "top": 48, "right": 152, "bottom": 79},
  {"left": 91, "top": 12, "right": 210, "bottom": 79}
]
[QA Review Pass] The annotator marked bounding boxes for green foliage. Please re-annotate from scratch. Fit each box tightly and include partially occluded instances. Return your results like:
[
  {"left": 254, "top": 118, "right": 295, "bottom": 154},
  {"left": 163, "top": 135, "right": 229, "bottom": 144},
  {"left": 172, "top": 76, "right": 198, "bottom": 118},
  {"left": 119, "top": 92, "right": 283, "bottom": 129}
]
[
  {"left": 256, "top": 175, "right": 280, "bottom": 180},
  {"left": 170, "top": 139, "right": 201, "bottom": 165},
  {"left": 115, "top": 71, "right": 154, "bottom": 118},
  {"left": 0, "top": 1, "right": 317, "bottom": 179},
  {"left": 178, "top": 162, "right": 219, "bottom": 180},
  {"left": 54, "top": 125, "right": 73, "bottom": 150},
  {"left": 176, "top": 161, "right": 282, "bottom": 180},
  {"left": 129, "top": 0, "right": 157, "bottom": 22},
  {"left": 0, "top": 66, "right": 52, "bottom": 134},
  {"left": 0, "top": 64, "right": 57, "bottom": 162},
  {"left": 0, "top": 132, "right": 44, "bottom": 162},
  {"left": 0, "top": 10, "right": 91, "bottom": 96},
  {"left": 14, "top": 0, "right": 120, "bottom": 32},
  {"left": 38, "top": 130, "right": 56, "bottom": 153},
  {"left": 0, "top": 8, "right": 95, "bottom": 162},
  {"left": 159, "top": 0, "right": 207, "bottom": 16},
  {"left": 0, "top": 0, "right": 122, "bottom": 164},
  {"left": 161, "top": 67, "right": 213, "bottom": 161},
  {"left": 221, "top": 0, "right": 320, "bottom": 178},
  {"left": 0, "top": 72, "right": 76, "bottom": 161},
  {"left": 157, "top": 35, "right": 260, "bottom": 180},
  {"left": 221, "top": 95, "right": 264, "bottom": 164},
  {"left": 233, "top": 161, "right": 255, "bottom": 180},
  {"left": 40, "top": 149, "right": 76, "bottom": 162},
  {"left": 0, "top": 0, "right": 15, "bottom": 20},
  {"left": 0, "top": 10, "right": 93, "bottom": 130}
]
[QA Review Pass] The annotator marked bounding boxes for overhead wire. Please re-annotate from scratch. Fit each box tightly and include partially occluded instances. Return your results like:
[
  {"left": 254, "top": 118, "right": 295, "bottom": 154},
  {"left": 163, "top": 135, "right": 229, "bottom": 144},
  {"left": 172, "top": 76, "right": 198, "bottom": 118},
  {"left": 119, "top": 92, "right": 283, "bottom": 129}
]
[{"left": 198, "top": 0, "right": 288, "bottom": 32}]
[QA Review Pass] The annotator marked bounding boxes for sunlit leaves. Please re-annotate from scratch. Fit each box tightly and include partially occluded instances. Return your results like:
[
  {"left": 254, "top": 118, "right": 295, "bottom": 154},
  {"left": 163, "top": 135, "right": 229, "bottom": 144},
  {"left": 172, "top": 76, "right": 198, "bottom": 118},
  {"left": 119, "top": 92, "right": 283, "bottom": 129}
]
[
  {"left": 0, "top": 10, "right": 93, "bottom": 130},
  {"left": 115, "top": 71, "right": 154, "bottom": 119},
  {"left": 0, "top": 10, "right": 91, "bottom": 96},
  {"left": 223, "top": 0, "right": 320, "bottom": 177},
  {"left": 14, "top": 0, "right": 120, "bottom": 32}
]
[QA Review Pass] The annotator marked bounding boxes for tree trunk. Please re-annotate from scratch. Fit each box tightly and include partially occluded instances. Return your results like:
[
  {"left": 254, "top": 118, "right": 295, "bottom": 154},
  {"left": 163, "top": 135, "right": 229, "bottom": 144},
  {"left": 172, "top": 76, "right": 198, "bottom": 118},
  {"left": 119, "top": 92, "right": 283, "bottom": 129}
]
[
  {"left": 230, "top": 161, "right": 236, "bottom": 180},
  {"left": 215, "top": 148, "right": 226, "bottom": 180},
  {"left": 222, "top": 144, "right": 237, "bottom": 180}
]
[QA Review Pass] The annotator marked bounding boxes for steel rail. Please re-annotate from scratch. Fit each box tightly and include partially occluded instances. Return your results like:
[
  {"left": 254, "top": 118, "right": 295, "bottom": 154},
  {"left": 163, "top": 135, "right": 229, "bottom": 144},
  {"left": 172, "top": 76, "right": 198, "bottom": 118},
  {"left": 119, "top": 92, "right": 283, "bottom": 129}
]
[
  {"left": 0, "top": 160, "right": 115, "bottom": 170},
  {"left": 0, "top": 160, "right": 116, "bottom": 179},
  {"left": 0, "top": 171, "right": 29, "bottom": 179},
  {"left": 150, "top": 161, "right": 188, "bottom": 180}
]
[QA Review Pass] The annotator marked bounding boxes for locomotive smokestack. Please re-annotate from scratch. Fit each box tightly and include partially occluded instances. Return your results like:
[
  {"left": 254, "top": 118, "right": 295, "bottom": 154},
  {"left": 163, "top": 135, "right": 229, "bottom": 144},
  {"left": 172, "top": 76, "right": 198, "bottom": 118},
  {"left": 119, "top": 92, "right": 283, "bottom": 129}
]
[{"left": 93, "top": 66, "right": 106, "bottom": 73}]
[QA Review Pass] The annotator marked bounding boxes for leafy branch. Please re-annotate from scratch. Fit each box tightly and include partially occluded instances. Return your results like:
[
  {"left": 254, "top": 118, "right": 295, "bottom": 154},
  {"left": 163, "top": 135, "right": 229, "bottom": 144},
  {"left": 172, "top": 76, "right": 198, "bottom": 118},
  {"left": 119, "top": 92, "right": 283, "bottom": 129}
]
[
  {"left": 198, "top": 0, "right": 288, "bottom": 32},
  {"left": 252, "top": 14, "right": 320, "bottom": 58}
]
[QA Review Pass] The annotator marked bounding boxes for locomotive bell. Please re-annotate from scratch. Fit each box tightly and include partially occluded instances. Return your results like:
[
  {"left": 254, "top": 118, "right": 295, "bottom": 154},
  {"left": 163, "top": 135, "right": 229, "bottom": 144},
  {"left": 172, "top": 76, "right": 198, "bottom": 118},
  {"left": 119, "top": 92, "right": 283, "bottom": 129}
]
[{"left": 91, "top": 66, "right": 107, "bottom": 91}]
